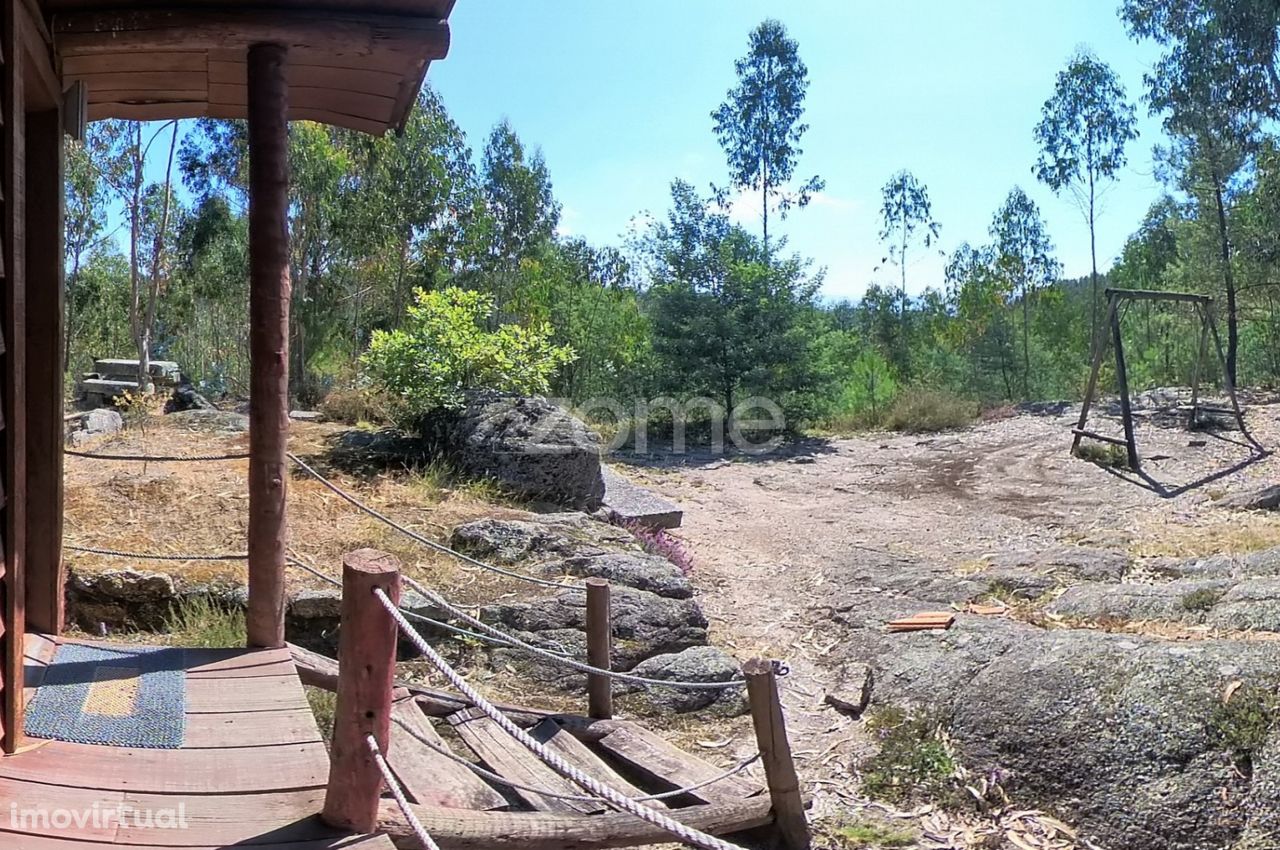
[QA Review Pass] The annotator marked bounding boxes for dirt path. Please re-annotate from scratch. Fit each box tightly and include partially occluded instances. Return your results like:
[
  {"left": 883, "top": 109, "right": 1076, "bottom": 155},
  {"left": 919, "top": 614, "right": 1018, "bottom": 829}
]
[{"left": 617, "top": 406, "right": 1280, "bottom": 834}]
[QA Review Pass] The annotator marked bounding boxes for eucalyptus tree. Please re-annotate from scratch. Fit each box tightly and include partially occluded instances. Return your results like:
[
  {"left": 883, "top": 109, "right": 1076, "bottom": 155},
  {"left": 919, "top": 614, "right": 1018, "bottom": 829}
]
[
  {"left": 711, "top": 18, "right": 824, "bottom": 259},
  {"left": 1033, "top": 49, "right": 1137, "bottom": 341},
  {"left": 878, "top": 170, "right": 940, "bottom": 377},
  {"left": 990, "top": 188, "right": 1061, "bottom": 397}
]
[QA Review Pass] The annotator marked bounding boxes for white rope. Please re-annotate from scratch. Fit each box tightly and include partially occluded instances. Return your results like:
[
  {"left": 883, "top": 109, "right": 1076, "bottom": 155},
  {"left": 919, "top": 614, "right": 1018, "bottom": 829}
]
[
  {"left": 366, "top": 733, "right": 441, "bottom": 850},
  {"left": 373, "top": 588, "right": 747, "bottom": 850},
  {"left": 289, "top": 452, "right": 577, "bottom": 590},
  {"left": 391, "top": 715, "right": 760, "bottom": 804},
  {"left": 402, "top": 576, "right": 747, "bottom": 691},
  {"left": 65, "top": 543, "right": 248, "bottom": 561}
]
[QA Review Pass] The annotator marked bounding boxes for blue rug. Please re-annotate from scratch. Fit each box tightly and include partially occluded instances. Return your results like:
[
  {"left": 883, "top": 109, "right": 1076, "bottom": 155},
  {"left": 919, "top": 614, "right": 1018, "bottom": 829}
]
[{"left": 24, "top": 643, "right": 186, "bottom": 748}]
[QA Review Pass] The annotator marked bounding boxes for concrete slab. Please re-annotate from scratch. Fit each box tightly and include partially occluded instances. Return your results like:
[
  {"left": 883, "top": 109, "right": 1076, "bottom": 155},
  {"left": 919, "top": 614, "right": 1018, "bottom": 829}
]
[{"left": 601, "top": 465, "right": 682, "bottom": 529}]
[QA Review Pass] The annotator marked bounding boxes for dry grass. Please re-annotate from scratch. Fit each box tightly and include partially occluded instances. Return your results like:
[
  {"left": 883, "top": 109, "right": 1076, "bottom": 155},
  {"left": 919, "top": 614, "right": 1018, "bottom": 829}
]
[
  {"left": 1127, "top": 511, "right": 1280, "bottom": 559},
  {"left": 64, "top": 414, "right": 537, "bottom": 606}
]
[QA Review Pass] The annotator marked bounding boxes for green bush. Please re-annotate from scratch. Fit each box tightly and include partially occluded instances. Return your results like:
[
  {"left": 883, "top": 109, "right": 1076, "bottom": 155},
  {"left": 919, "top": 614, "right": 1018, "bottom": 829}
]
[
  {"left": 362, "top": 287, "right": 576, "bottom": 422},
  {"left": 883, "top": 388, "right": 975, "bottom": 434}
]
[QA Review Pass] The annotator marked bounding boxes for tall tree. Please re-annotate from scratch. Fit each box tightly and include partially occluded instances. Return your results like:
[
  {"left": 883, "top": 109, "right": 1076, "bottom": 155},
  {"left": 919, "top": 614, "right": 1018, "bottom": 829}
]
[
  {"left": 711, "top": 18, "right": 824, "bottom": 258},
  {"left": 481, "top": 118, "right": 560, "bottom": 264},
  {"left": 990, "top": 188, "right": 1060, "bottom": 397},
  {"left": 1033, "top": 49, "right": 1138, "bottom": 342},
  {"left": 878, "top": 170, "right": 940, "bottom": 377}
]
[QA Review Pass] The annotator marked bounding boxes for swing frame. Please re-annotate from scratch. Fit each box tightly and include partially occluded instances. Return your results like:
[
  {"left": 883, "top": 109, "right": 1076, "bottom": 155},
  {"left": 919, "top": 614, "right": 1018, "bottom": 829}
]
[{"left": 1071, "top": 288, "right": 1263, "bottom": 471}]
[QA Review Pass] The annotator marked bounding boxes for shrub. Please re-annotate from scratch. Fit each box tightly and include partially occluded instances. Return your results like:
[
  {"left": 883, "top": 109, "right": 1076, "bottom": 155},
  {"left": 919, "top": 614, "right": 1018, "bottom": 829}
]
[
  {"left": 861, "top": 706, "right": 959, "bottom": 804},
  {"left": 362, "top": 287, "right": 576, "bottom": 423},
  {"left": 614, "top": 517, "right": 695, "bottom": 574},
  {"left": 318, "top": 384, "right": 399, "bottom": 426},
  {"left": 882, "top": 389, "right": 975, "bottom": 434}
]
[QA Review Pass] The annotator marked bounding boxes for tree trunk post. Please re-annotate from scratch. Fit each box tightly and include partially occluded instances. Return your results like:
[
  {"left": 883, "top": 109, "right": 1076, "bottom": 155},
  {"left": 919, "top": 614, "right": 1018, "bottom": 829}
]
[
  {"left": 585, "top": 578, "right": 613, "bottom": 719},
  {"left": 246, "top": 42, "right": 291, "bottom": 649},
  {"left": 743, "top": 658, "right": 809, "bottom": 850},
  {"left": 1109, "top": 298, "right": 1140, "bottom": 471},
  {"left": 322, "top": 549, "right": 402, "bottom": 833}
]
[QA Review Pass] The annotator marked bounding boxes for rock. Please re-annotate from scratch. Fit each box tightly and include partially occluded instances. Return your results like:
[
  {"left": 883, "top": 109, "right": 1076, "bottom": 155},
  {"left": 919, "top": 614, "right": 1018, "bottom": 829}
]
[
  {"left": 164, "top": 384, "right": 216, "bottom": 414},
  {"left": 480, "top": 586, "right": 708, "bottom": 671},
  {"left": 621, "top": 647, "right": 747, "bottom": 715},
  {"left": 601, "top": 465, "right": 682, "bottom": 529},
  {"left": 1218, "top": 484, "right": 1280, "bottom": 512},
  {"left": 288, "top": 588, "right": 342, "bottom": 620},
  {"left": 84, "top": 408, "right": 124, "bottom": 435},
  {"left": 947, "top": 629, "right": 1280, "bottom": 850},
  {"left": 824, "top": 664, "right": 874, "bottom": 718},
  {"left": 1046, "top": 580, "right": 1230, "bottom": 623},
  {"left": 66, "top": 569, "right": 177, "bottom": 630},
  {"left": 1205, "top": 579, "right": 1280, "bottom": 631},
  {"left": 289, "top": 410, "right": 323, "bottom": 422},
  {"left": 544, "top": 553, "right": 692, "bottom": 599},
  {"left": 1016, "top": 400, "right": 1073, "bottom": 417},
  {"left": 449, "top": 392, "right": 605, "bottom": 509},
  {"left": 449, "top": 518, "right": 582, "bottom": 564},
  {"left": 973, "top": 567, "right": 1058, "bottom": 600},
  {"left": 328, "top": 428, "right": 431, "bottom": 472},
  {"left": 987, "top": 545, "right": 1129, "bottom": 583},
  {"left": 165, "top": 409, "right": 249, "bottom": 433}
]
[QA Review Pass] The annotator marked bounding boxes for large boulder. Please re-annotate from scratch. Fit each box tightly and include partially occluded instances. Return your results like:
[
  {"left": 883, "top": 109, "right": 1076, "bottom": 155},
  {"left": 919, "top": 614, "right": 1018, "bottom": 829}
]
[
  {"left": 620, "top": 646, "right": 747, "bottom": 715},
  {"left": 542, "top": 553, "right": 693, "bottom": 599},
  {"left": 1219, "top": 484, "right": 1280, "bottom": 512},
  {"left": 449, "top": 518, "right": 586, "bottom": 565},
  {"left": 66, "top": 569, "right": 177, "bottom": 630},
  {"left": 164, "top": 382, "right": 216, "bottom": 414},
  {"left": 448, "top": 392, "right": 605, "bottom": 509}
]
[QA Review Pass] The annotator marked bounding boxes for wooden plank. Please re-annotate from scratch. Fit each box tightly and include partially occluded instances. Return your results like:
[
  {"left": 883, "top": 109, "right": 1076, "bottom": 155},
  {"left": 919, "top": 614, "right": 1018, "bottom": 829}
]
[
  {"left": 54, "top": 11, "right": 450, "bottom": 60},
  {"left": 87, "top": 99, "right": 208, "bottom": 121},
  {"left": 80, "top": 70, "right": 208, "bottom": 92},
  {"left": 1110, "top": 295, "right": 1140, "bottom": 470},
  {"left": 1104, "top": 287, "right": 1212, "bottom": 304},
  {"left": 0, "top": 740, "right": 330, "bottom": 793},
  {"left": 388, "top": 697, "right": 508, "bottom": 810},
  {"left": 186, "top": 673, "right": 309, "bottom": 713},
  {"left": 183, "top": 707, "right": 323, "bottom": 748},
  {"left": 209, "top": 59, "right": 402, "bottom": 93},
  {"left": 743, "top": 658, "right": 809, "bottom": 850},
  {"left": 449, "top": 708, "right": 603, "bottom": 815},
  {"left": 0, "top": 832, "right": 394, "bottom": 850},
  {"left": 63, "top": 50, "right": 207, "bottom": 75},
  {"left": 1071, "top": 428, "right": 1128, "bottom": 447},
  {"left": 209, "top": 82, "right": 395, "bottom": 123},
  {"left": 594, "top": 722, "right": 762, "bottom": 804},
  {"left": 528, "top": 718, "right": 661, "bottom": 807},
  {"left": 1, "top": 0, "right": 28, "bottom": 755},
  {"left": 378, "top": 797, "right": 775, "bottom": 850},
  {"left": 22, "top": 108, "right": 63, "bottom": 636}
]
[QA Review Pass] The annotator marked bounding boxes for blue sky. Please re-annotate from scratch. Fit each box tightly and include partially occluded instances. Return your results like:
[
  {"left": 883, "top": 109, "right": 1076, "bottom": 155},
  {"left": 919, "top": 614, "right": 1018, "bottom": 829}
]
[{"left": 428, "top": 0, "right": 1168, "bottom": 302}]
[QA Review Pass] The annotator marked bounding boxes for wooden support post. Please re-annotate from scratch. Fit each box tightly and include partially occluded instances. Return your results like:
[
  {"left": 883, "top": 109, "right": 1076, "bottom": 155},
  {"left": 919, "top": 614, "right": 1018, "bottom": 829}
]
[
  {"left": 585, "top": 578, "right": 612, "bottom": 720},
  {"left": 24, "top": 107, "right": 65, "bottom": 635},
  {"left": 1187, "top": 306, "right": 1211, "bottom": 430},
  {"left": 1109, "top": 301, "right": 1140, "bottom": 471},
  {"left": 743, "top": 658, "right": 809, "bottom": 850},
  {"left": 1205, "top": 302, "right": 1264, "bottom": 452},
  {"left": 1073, "top": 293, "right": 1119, "bottom": 455},
  {"left": 322, "top": 549, "right": 402, "bottom": 833},
  {"left": 246, "top": 42, "right": 291, "bottom": 649}
]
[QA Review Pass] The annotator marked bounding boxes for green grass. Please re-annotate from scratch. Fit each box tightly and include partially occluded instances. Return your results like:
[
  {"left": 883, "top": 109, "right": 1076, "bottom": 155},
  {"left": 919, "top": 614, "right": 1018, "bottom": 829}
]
[
  {"left": 834, "top": 820, "right": 918, "bottom": 848},
  {"left": 1180, "top": 587, "right": 1225, "bottom": 613},
  {"left": 306, "top": 686, "right": 338, "bottom": 744},
  {"left": 882, "top": 390, "right": 975, "bottom": 434},
  {"left": 861, "top": 706, "right": 959, "bottom": 805},
  {"left": 1212, "top": 684, "right": 1280, "bottom": 768},
  {"left": 161, "top": 595, "right": 246, "bottom": 648},
  {"left": 1072, "top": 441, "right": 1129, "bottom": 469}
]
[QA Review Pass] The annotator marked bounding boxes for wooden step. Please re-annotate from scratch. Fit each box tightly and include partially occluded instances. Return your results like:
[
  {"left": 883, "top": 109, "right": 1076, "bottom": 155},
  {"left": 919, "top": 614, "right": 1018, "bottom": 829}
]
[
  {"left": 388, "top": 698, "right": 507, "bottom": 810},
  {"left": 593, "top": 721, "right": 762, "bottom": 804}
]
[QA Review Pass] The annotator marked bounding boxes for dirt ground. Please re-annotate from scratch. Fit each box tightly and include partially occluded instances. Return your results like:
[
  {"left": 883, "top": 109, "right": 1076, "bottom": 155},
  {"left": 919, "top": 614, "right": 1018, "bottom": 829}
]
[{"left": 616, "top": 402, "right": 1280, "bottom": 846}]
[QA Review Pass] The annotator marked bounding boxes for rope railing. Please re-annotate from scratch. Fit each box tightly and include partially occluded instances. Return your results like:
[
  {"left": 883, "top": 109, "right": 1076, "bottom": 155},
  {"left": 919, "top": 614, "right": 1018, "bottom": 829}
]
[
  {"left": 372, "top": 586, "right": 749, "bottom": 850},
  {"left": 65, "top": 448, "right": 251, "bottom": 462},
  {"left": 392, "top": 715, "right": 761, "bottom": 804},
  {"left": 63, "top": 543, "right": 249, "bottom": 561},
  {"left": 366, "top": 733, "right": 442, "bottom": 850}
]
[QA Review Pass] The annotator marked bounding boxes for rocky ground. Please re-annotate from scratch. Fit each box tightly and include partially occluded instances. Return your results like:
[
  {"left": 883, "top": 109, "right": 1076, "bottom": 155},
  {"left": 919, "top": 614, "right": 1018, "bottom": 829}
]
[{"left": 613, "top": 399, "right": 1280, "bottom": 850}]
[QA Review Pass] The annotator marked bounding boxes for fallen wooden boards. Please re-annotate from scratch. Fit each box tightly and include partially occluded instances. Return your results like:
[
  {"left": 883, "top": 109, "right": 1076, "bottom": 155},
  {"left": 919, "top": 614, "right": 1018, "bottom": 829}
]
[
  {"left": 592, "top": 721, "right": 762, "bottom": 805},
  {"left": 389, "top": 698, "right": 507, "bottom": 810},
  {"left": 886, "top": 611, "right": 955, "bottom": 632}
]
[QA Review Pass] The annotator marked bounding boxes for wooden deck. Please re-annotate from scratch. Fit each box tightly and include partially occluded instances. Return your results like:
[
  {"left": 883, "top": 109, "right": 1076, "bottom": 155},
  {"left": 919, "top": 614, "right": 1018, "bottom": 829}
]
[{"left": 3, "top": 633, "right": 392, "bottom": 850}]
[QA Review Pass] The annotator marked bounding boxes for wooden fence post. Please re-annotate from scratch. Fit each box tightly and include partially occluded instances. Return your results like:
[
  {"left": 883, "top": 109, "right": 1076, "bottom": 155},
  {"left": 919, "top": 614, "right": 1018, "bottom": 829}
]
[
  {"left": 586, "top": 578, "right": 613, "bottom": 719},
  {"left": 322, "top": 549, "right": 402, "bottom": 833},
  {"left": 744, "top": 658, "right": 809, "bottom": 850}
]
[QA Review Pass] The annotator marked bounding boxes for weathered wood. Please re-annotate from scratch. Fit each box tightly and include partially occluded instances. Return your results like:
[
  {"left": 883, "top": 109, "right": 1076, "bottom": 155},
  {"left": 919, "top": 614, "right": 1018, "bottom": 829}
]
[
  {"left": 322, "top": 549, "right": 402, "bottom": 833},
  {"left": 585, "top": 577, "right": 612, "bottom": 720},
  {"left": 449, "top": 707, "right": 602, "bottom": 815},
  {"left": 1186, "top": 306, "right": 1211, "bottom": 428},
  {"left": 1109, "top": 296, "right": 1140, "bottom": 470},
  {"left": 246, "top": 41, "right": 291, "bottom": 650},
  {"left": 23, "top": 108, "right": 64, "bottom": 637},
  {"left": 1204, "top": 301, "right": 1263, "bottom": 451},
  {"left": 528, "top": 718, "right": 659, "bottom": 806},
  {"left": 1, "top": 0, "right": 27, "bottom": 755},
  {"left": 388, "top": 697, "right": 508, "bottom": 810},
  {"left": 593, "top": 721, "right": 761, "bottom": 804},
  {"left": 1072, "top": 293, "right": 1119, "bottom": 455},
  {"left": 54, "top": 10, "right": 450, "bottom": 59},
  {"left": 1070, "top": 428, "right": 1129, "bottom": 448},
  {"left": 0, "top": 834, "right": 396, "bottom": 850},
  {"left": 289, "top": 641, "right": 558, "bottom": 727},
  {"left": 377, "top": 797, "right": 775, "bottom": 850},
  {"left": 744, "top": 658, "right": 810, "bottom": 850}
]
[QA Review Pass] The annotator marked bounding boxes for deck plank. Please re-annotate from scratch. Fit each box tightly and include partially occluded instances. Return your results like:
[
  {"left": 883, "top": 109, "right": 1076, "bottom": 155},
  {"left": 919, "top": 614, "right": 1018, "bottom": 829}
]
[
  {"left": 186, "top": 673, "right": 309, "bottom": 713},
  {"left": 387, "top": 698, "right": 507, "bottom": 810},
  {"left": 0, "top": 834, "right": 396, "bottom": 850},
  {"left": 449, "top": 708, "right": 603, "bottom": 815},
  {"left": 594, "top": 722, "right": 762, "bottom": 804},
  {"left": 184, "top": 707, "right": 324, "bottom": 748},
  {"left": 528, "top": 718, "right": 663, "bottom": 807}
]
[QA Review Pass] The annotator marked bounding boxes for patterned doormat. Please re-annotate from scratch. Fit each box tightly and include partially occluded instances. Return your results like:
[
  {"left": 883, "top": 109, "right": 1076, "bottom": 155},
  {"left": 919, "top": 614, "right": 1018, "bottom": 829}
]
[{"left": 25, "top": 643, "right": 186, "bottom": 748}]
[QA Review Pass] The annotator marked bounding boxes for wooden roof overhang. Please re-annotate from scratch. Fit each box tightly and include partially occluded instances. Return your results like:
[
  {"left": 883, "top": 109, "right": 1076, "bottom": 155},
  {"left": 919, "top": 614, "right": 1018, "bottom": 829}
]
[{"left": 37, "top": 0, "right": 455, "bottom": 134}]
